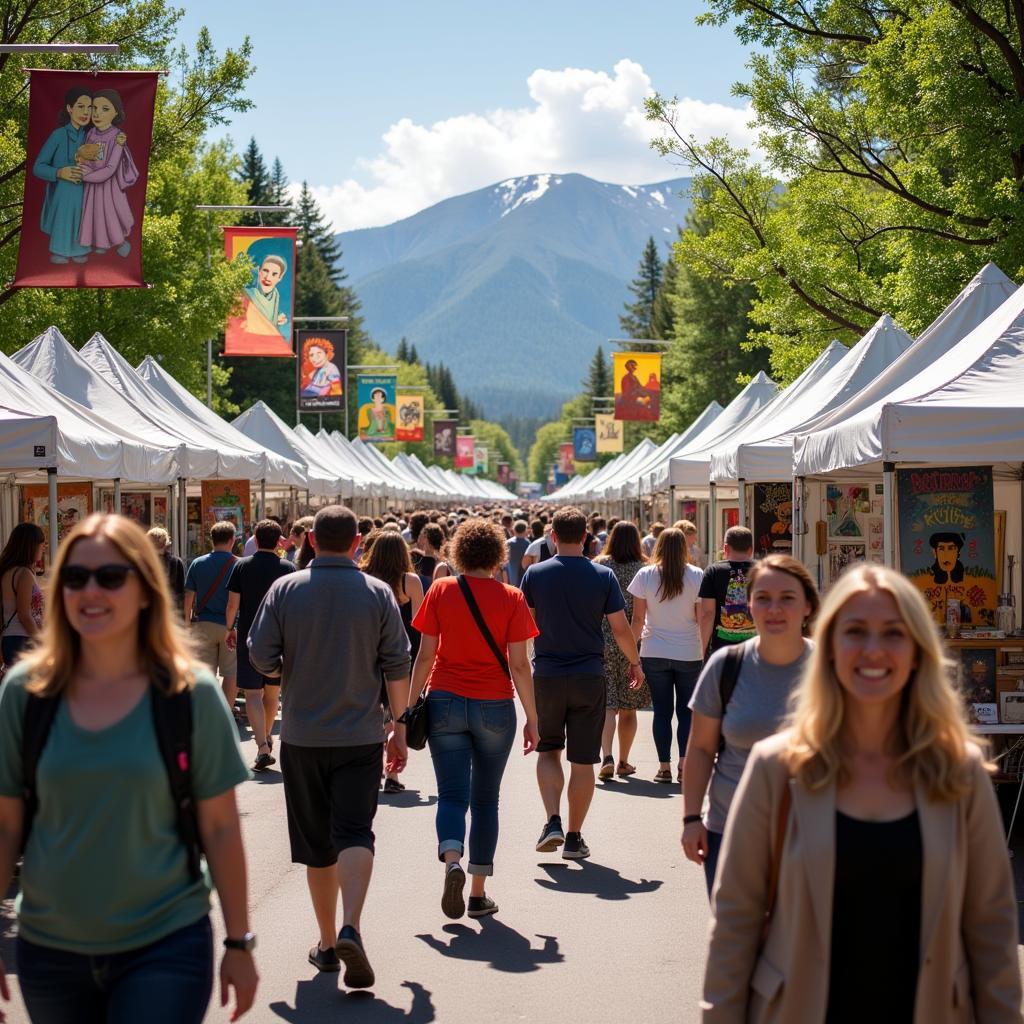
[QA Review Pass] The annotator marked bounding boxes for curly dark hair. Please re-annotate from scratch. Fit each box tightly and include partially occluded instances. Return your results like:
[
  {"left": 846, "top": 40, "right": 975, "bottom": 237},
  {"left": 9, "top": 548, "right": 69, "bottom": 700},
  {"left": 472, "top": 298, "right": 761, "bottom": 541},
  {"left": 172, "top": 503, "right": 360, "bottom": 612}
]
[{"left": 451, "top": 518, "right": 506, "bottom": 574}]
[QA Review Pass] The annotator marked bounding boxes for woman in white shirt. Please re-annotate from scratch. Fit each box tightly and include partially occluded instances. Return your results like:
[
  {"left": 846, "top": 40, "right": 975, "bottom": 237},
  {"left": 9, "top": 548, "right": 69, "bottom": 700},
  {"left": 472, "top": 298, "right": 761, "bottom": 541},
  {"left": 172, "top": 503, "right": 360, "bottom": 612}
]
[{"left": 628, "top": 528, "right": 704, "bottom": 783}]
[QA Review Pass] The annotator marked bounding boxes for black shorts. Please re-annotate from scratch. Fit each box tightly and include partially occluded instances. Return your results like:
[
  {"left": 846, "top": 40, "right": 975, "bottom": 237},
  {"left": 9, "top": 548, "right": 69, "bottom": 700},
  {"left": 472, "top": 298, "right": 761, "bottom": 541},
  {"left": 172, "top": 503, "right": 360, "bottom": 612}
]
[
  {"left": 280, "top": 742, "right": 382, "bottom": 866},
  {"left": 534, "top": 673, "right": 606, "bottom": 764},
  {"left": 236, "top": 644, "right": 278, "bottom": 691}
]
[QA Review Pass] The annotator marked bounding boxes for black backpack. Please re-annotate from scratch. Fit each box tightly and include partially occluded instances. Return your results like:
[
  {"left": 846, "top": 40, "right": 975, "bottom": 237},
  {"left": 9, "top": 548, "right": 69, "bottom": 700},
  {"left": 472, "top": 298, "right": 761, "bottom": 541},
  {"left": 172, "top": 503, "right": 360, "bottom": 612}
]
[
  {"left": 717, "top": 643, "right": 745, "bottom": 752},
  {"left": 22, "top": 681, "right": 203, "bottom": 881}
]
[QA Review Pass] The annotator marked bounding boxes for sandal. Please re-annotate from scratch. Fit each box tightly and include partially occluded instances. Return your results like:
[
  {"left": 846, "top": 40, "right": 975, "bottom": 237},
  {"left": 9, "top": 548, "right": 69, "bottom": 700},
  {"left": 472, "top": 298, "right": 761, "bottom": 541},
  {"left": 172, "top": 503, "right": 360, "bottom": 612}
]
[
  {"left": 616, "top": 762, "right": 637, "bottom": 777},
  {"left": 598, "top": 756, "right": 615, "bottom": 780},
  {"left": 654, "top": 768, "right": 673, "bottom": 783}
]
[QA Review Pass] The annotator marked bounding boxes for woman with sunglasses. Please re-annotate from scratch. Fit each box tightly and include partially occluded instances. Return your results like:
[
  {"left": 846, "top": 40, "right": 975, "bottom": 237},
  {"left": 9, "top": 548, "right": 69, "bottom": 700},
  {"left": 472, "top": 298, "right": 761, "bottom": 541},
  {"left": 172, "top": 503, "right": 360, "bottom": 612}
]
[{"left": 0, "top": 514, "right": 256, "bottom": 1023}]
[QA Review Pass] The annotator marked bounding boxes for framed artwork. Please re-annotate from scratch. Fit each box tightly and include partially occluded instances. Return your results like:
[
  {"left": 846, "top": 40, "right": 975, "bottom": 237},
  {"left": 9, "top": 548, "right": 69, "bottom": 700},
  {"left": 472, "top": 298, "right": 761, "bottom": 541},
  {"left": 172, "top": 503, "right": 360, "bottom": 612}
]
[{"left": 829, "top": 542, "right": 865, "bottom": 583}]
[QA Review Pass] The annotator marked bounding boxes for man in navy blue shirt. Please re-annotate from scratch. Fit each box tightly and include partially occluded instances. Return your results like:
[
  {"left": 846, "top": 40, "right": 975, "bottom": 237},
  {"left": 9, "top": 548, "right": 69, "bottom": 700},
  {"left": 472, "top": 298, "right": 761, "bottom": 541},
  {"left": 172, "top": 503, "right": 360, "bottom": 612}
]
[{"left": 521, "top": 507, "right": 644, "bottom": 860}]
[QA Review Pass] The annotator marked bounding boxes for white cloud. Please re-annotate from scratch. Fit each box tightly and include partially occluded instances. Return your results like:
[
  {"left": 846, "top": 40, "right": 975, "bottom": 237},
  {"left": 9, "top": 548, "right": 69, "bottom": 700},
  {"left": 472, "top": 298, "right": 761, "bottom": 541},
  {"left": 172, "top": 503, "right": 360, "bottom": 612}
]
[{"left": 302, "top": 59, "right": 757, "bottom": 233}]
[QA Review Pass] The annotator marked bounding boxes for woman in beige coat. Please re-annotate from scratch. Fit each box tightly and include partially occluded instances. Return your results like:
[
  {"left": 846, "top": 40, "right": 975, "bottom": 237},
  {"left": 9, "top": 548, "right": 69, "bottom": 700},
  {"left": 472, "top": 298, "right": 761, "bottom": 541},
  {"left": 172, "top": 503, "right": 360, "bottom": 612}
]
[{"left": 701, "top": 564, "right": 1020, "bottom": 1023}]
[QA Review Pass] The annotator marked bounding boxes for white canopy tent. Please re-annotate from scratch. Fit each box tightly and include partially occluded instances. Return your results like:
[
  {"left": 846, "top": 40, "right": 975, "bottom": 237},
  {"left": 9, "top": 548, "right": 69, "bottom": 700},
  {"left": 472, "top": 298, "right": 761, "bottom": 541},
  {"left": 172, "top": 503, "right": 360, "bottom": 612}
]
[{"left": 293, "top": 424, "right": 376, "bottom": 498}]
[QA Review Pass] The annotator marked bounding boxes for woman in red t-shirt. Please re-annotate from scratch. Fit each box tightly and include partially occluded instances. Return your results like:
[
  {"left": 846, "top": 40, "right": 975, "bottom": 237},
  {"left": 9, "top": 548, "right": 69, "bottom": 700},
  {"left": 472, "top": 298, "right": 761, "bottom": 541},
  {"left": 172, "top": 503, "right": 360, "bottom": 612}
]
[{"left": 410, "top": 519, "right": 540, "bottom": 922}]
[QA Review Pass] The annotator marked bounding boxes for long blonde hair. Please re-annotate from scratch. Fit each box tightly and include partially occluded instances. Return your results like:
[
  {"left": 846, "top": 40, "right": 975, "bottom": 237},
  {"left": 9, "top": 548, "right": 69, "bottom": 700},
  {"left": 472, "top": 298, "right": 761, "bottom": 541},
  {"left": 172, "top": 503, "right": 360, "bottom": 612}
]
[
  {"left": 24, "top": 513, "right": 195, "bottom": 697},
  {"left": 784, "top": 563, "right": 973, "bottom": 801}
]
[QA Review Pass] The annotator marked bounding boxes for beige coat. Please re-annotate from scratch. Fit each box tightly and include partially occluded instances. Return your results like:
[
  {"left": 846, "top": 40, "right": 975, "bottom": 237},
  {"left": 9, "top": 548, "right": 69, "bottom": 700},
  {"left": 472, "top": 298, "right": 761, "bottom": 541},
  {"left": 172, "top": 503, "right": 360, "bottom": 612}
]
[{"left": 701, "top": 732, "right": 1022, "bottom": 1023}]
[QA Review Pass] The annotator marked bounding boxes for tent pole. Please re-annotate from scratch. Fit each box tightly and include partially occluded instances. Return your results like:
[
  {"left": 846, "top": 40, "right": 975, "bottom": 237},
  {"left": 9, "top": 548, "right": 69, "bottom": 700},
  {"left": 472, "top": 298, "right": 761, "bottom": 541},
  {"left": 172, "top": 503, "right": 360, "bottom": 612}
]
[
  {"left": 47, "top": 469, "right": 58, "bottom": 562},
  {"left": 113, "top": 478, "right": 121, "bottom": 515},
  {"left": 737, "top": 479, "right": 747, "bottom": 528},
  {"left": 883, "top": 462, "right": 895, "bottom": 568},
  {"left": 794, "top": 476, "right": 805, "bottom": 564},
  {"left": 178, "top": 479, "right": 187, "bottom": 562},
  {"left": 260, "top": 479, "right": 267, "bottom": 521},
  {"left": 708, "top": 483, "right": 717, "bottom": 561},
  {"left": 168, "top": 486, "right": 177, "bottom": 557}
]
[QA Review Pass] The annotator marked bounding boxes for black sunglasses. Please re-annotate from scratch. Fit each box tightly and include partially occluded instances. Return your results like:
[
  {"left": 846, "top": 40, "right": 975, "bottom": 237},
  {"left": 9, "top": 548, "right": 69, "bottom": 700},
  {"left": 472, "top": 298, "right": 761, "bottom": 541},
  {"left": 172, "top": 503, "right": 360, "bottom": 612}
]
[{"left": 60, "top": 564, "right": 137, "bottom": 591}]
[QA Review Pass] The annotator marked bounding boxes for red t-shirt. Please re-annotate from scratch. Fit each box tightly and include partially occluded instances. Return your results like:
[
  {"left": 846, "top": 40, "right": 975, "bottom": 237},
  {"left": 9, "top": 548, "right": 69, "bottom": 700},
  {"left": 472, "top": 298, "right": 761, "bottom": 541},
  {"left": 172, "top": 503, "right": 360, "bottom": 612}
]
[{"left": 412, "top": 575, "right": 539, "bottom": 700}]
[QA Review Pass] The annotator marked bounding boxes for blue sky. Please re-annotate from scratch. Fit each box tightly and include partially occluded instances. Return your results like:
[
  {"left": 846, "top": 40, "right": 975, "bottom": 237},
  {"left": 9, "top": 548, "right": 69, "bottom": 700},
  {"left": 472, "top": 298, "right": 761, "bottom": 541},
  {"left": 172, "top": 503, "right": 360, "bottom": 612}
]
[{"left": 176, "top": 2, "right": 755, "bottom": 230}]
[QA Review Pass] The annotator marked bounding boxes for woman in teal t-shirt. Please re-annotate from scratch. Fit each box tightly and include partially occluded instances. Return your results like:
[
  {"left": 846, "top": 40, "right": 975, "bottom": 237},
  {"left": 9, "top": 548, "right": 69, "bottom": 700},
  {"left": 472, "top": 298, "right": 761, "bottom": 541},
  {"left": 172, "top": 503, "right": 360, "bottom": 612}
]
[{"left": 0, "top": 514, "right": 257, "bottom": 1023}]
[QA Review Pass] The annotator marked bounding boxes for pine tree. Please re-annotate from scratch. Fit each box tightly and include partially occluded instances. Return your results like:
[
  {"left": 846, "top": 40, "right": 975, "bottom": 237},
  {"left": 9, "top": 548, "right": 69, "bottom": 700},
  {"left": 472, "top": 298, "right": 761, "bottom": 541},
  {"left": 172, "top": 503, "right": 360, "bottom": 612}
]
[
  {"left": 652, "top": 235, "right": 680, "bottom": 340},
  {"left": 265, "top": 158, "right": 292, "bottom": 224},
  {"left": 237, "top": 138, "right": 270, "bottom": 224},
  {"left": 582, "top": 345, "right": 611, "bottom": 398},
  {"left": 408, "top": 344, "right": 419, "bottom": 365},
  {"left": 619, "top": 236, "right": 664, "bottom": 340},
  {"left": 396, "top": 337, "right": 410, "bottom": 362},
  {"left": 295, "top": 182, "right": 344, "bottom": 283}
]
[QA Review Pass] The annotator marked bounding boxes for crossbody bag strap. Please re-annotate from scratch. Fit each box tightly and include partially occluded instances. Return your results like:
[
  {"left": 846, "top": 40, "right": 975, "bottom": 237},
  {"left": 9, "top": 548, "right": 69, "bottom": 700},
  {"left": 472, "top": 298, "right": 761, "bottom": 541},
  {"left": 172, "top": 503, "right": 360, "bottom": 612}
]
[
  {"left": 456, "top": 575, "right": 510, "bottom": 678},
  {"left": 193, "top": 555, "right": 235, "bottom": 618}
]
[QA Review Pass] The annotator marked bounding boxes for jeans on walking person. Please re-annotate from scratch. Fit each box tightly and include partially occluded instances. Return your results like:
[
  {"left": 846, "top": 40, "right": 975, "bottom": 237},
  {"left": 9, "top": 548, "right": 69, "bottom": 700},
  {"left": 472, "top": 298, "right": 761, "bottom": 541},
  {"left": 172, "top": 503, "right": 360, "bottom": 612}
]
[
  {"left": 428, "top": 693, "right": 517, "bottom": 874},
  {"left": 642, "top": 656, "right": 702, "bottom": 765}
]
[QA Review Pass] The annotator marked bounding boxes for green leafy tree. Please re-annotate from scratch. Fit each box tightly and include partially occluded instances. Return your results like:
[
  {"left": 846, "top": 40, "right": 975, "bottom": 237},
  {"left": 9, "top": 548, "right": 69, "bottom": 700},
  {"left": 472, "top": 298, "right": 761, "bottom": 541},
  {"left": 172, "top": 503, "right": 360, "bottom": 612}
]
[{"left": 619, "top": 237, "right": 664, "bottom": 340}]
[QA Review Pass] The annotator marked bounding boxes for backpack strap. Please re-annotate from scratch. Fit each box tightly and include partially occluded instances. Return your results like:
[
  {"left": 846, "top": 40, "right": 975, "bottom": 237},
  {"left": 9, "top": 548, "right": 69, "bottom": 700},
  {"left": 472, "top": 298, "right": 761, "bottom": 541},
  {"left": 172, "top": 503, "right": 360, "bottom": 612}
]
[
  {"left": 21, "top": 692, "right": 60, "bottom": 854},
  {"left": 717, "top": 643, "right": 746, "bottom": 754},
  {"left": 150, "top": 681, "right": 203, "bottom": 882},
  {"left": 456, "top": 575, "right": 511, "bottom": 678}
]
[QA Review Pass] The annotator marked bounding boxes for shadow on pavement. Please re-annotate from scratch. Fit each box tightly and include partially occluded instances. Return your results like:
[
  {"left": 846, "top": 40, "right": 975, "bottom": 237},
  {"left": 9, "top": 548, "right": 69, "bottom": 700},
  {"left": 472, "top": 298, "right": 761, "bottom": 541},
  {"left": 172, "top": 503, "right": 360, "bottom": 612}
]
[
  {"left": 598, "top": 777, "right": 678, "bottom": 799},
  {"left": 270, "top": 977, "right": 435, "bottom": 1022},
  {"left": 417, "top": 917, "right": 562, "bottom": 973},
  {"left": 535, "top": 861, "right": 663, "bottom": 900},
  {"left": 379, "top": 790, "right": 438, "bottom": 809},
  {"left": 250, "top": 770, "right": 284, "bottom": 786}
]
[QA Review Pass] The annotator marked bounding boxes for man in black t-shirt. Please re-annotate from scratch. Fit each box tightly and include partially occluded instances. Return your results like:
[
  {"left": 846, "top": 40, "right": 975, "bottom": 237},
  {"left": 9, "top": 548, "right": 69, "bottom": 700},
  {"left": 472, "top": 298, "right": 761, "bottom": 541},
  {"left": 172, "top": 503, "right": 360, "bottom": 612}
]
[
  {"left": 698, "top": 525, "right": 756, "bottom": 657},
  {"left": 225, "top": 519, "right": 295, "bottom": 771}
]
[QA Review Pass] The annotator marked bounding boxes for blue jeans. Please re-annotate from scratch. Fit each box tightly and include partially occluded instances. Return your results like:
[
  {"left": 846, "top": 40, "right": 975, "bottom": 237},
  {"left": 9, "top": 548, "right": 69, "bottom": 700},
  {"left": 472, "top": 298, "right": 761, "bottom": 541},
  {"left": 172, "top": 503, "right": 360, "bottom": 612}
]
[
  {"left": 642, "top": 657, "right": 702, "bottom": 763},
  {"left": 427, "top": 691, "right": 516, "bottom": 876},
  {"left": 703, "top": 829, "right": 724, "bottom": 899},
  {"left": 17, "top": 915, "right": 213, "bottom": 1024}
]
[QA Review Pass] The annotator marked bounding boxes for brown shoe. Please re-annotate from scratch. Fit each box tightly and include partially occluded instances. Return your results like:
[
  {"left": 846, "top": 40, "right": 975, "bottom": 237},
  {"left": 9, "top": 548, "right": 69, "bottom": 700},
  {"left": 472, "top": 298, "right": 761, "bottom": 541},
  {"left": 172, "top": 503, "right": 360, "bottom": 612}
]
[
  {"left": 598, "top": 756, "right": 615, "bottom": 780},
  {"left": 616, "top": 762, "right": 637, "bottom": 777}
]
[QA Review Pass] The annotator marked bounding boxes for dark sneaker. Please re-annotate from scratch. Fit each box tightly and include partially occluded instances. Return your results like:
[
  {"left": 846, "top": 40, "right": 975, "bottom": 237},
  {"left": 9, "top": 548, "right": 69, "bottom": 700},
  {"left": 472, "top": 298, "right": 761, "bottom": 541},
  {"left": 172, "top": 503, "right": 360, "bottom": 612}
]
[
  {"left": 252, "top": 750, "right": 274, "bottom": 773},
  {"left": 467, "top": 895, "right": 499, "bottom": 919},
  {"left": 382, "top": 777, "right": 405, "bottom": 794},
  {"left": 441, "top": 864, "right": 466, "bottom": 919},
  {"left": 562, "top": 832, "right": 591, "bottom": 860},
  {"left": 335, "top": 925, "right": 375, "bottom": 989},
  {"left": 308, "top": 942, "right": 340, "bottom": 972},
  {"left": 536, "top": 816, "right": 565, "bottom": 852}
]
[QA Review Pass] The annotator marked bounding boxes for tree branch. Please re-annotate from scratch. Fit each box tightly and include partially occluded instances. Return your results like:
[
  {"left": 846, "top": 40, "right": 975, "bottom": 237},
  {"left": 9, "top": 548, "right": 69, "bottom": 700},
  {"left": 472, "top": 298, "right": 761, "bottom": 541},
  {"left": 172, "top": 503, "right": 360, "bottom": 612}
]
[
  {"left": 947, "top": 0, "right": 1024, "bottom": 98},
  {"left": 736, "top": 0, "right": 876, "bottom": 43}
]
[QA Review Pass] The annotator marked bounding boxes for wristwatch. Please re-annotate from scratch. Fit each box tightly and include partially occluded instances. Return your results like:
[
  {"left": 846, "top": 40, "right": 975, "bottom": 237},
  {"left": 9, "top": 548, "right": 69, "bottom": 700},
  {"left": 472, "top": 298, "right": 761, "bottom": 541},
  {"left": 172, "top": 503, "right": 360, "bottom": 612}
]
[
  {"left": 223, "top": 932, "right": 257, "bottom": 953},
  {"left": 683, "top": 814, "right": 703, "bottom": 825}
]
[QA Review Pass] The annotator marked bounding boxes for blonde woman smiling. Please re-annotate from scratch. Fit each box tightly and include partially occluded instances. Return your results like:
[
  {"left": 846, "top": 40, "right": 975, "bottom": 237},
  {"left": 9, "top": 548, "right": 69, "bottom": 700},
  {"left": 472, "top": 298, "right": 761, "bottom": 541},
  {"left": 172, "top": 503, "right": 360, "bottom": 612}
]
[{"left": 701, "top": 564, "right": 1020, "bottom": 1023}]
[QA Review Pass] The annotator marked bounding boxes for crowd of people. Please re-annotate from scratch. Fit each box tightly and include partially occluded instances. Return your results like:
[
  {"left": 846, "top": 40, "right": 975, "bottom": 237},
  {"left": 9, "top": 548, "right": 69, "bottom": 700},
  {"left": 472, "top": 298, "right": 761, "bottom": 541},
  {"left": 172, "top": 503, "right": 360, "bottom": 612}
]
[{"left": 0, "top": 500, "right": 1018, "bottom": 1022}]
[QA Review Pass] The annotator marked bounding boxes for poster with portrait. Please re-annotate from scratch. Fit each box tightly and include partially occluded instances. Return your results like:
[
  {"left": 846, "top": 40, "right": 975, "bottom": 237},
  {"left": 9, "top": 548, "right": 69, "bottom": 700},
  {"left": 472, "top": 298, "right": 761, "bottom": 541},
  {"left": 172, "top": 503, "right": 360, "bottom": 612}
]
[
  {"left": 474, "top": 446, "right": 488, "bottom": 475},
  {"left": 455, "top": 435, "right": 475, "bottom": 469},
  {"left": 897, "top": 466, "right": 997, "bottom": 627},
  {"left": 200, "top": 480, "right": 250, "bottom": 544},
  {"left": 121, "top": 491, "right": 150, "bottom": 525},
  {"left": 829, "top": 542, "right": 865, "bottom": 583},
  {"left": 21, "top": 482, "right": 93, "bottom": 554},
  {"left": 826, "top": 483, "right": 870, "bottom": 538},
  {"left": 395, "top": 394, "right": 425, "bottom": 442},
  {"left": 573, "top": 427, "right": 597, "bottom": 462},
  {"left": 613, "top": 352, "right": 661, "bottom": 422},
  {"left": 357, "top": 375, "right": 397, "bottom": 442},
  {"left": 595, "top": 413, "right": 623, "bottom": 453},
  {"left": 297, "top": 330, "right": 346, "bottom": 411},
  {"left": 223, "top": 226, "right": 298, "bottom": 357},
  {"left": 433, "top": 419, "right": 456, "bottom": 457},
  {"left": 752, "top": 482, "right": 793, "bottom": 557},
  {"left": 14, "top": 70, "right": 159, "bottom": 289},
  {"left": 497, "top": 462, "right": 510, "bottom": 485},
  {"left": 558, "top": 442, "right": 575, "bottom": 476}
]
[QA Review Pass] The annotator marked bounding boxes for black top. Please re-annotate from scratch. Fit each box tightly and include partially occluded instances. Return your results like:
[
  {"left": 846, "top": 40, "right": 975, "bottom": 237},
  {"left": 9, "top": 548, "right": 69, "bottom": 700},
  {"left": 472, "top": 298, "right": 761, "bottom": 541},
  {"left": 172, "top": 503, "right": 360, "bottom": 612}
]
[
  {"left": 413, "top": 552, "right": 437, "bottom": 577},
  {"left": 227, "top": 551, "right": 295, "bottom": 637},
  {"left": 826, "top": 809, "right": 922, "bottom": 1024},
  {"left": 398, "top": 576, "right": 421, "bottom": 662},
  {"left": 160, "top": 553, "right": 186, "bottom": 608},
  {"left": 697, "top": 560, "right": 756, "bottom": 653}
]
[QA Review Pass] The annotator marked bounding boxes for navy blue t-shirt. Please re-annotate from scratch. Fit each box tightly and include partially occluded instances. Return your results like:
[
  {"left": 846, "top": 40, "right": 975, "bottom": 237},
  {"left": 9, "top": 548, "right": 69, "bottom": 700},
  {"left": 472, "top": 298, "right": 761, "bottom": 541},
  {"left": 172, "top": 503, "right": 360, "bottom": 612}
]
[{"left": 520, "top": 555, "right": 625, "bottom": 677}]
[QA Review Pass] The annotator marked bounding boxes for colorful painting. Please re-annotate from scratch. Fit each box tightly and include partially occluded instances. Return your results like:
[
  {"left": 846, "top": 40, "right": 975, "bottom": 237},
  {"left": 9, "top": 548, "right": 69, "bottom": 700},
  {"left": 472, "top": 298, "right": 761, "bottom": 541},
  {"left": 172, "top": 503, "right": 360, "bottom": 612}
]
[
  {"left": 897, "top": 466, "right": 997, "bottom": 627},
  {"left": 752, "top": 482, "right": 793, "bottom": 557},
  {"left": 829, "top": 542, "right": 865, "bottom": 583},
  {"left": 14, "top": 70, "right": 159, "bottom": 288},
  {"left": 356, "top": 375, "right": 397, "bottom": 442},
  {"left": 152, "top": 495, "right": 168, "bottom": 528},
  {"left": 595, "top": 413, "right": 623, "bottom": 453},
  {"left": 223, "top": 226, "right": 297, "bottom": 357},
  {"left": 497, "top": 462, "right": 510, "bottom": 485},
  {"left": 959, "top": 648, "right": 997, "bottom": 704},
  {"left": 866, "top": 516, "right": 884, "bottom": 564},
  {"left": 433, "top": 419, "right": 456, "bottom": 457},
  {"left": 474, "top": 446, "right": 488, "bottom": 475},
  {"left": 573, "top": 427, "right": 597, "bottom": 462},
  {"left": 455, "top": 435, "right": 475, "bottom": 469},
  {"left": 395, "top": 394, "right": 425, "bottom": 442},
  {"left": 200, "top": 480, "right": 250, "bottom": 547},
  {"left": 21, "top": 482, "right": 93, "bottom": 556},
  {"left": 297, "top": 330, "right": 346, "bottom": 411},
  {"left": 558, "top": 442, "right": 575, "bottom": 476},
  {"left": 120, "top": 491, "right": 150, "bottom": 525},
  {"left": 826, "top": 483, "right": 870, "bottom": 538},
  {"left": 613, "top": 352, "right": 661, "bottom": 422}
]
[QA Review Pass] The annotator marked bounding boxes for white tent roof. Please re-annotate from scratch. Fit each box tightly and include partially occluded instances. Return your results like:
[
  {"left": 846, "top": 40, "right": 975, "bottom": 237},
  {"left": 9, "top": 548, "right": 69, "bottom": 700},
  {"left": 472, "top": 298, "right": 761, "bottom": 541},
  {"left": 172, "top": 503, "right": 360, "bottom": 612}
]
[
  {"left": 0, "top": 407, "right": 59, "bottom": 473},
  {"left": 316, "top": 430, "right": 383, "bottom": 496},
  {"left": 293, "top": 424, "right": 375, "bottom": 498},
  {"left": 796, "top": 276, "right": 1024, "bottom": 476},
  {"left": 567, "top": 437, "right": 658, "bottom": 502},
  {"left": 135, "top": 356, "right": 306, "bottom": 487},
  {"left": 349, "top": 439, "right": 417, "bottom": 500},
  {"left": 795, "top": 264, "right": 1022, "bottom": 477},
  {"left": 711, "top": 315, "right": 914, "bottom": 482},
  {"left": 0, "top": 347, "right": 176, "bottom": 482}
]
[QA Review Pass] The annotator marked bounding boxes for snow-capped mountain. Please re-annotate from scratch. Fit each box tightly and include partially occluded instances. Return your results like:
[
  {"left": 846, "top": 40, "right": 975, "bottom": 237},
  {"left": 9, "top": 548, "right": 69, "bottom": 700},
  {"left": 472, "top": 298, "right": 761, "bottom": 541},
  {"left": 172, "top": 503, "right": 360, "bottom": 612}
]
[{"left": 335, "top": 173, "right": 691, "bottom": 419}]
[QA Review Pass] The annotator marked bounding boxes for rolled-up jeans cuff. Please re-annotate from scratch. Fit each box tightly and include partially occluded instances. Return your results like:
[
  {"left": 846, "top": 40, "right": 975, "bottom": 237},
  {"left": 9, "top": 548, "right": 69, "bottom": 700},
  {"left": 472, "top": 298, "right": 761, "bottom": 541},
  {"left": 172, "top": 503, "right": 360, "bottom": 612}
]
[
  {"left": 437, "top": 839, "right": 464, "bottom": 861},
  {"left": 467, "top": 862, "right": 493, "bottom": 877}
]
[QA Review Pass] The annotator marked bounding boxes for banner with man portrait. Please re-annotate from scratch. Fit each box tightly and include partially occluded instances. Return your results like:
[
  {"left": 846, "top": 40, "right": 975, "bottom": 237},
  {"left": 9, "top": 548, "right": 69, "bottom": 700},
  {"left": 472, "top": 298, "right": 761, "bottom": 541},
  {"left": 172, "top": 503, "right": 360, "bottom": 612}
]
[
  {"left": 595, "top": 413, "right": 623, "bottom": 453},
  {"left": 14, "top": 70, "right": 160, "bottom": 288},
  {"left": 357, "top": 374, "right": 397, "bottom": 442},
  {"left": 613, "top": 352, "right": 661, "bottom": 421},
  {"left": 297, "top": 330, "right": 346, "bottom": 412},
  {"left": 559, "top": 442, "right": 575, "bottom": 477},
  {"left": 395, "top": 394, "right": 425, "bottom": 442},
  {"left": 573, "top": 427, "right": 597, "bottom": 462},
  {"left": 223, "top": 226, "right": 298, "bottom": 356},
  {"left": 433, "top": 419, "right": 456, "bottom": 457},
  {"left": 497, "top": 462, "right": 510, "bottom": 485}
]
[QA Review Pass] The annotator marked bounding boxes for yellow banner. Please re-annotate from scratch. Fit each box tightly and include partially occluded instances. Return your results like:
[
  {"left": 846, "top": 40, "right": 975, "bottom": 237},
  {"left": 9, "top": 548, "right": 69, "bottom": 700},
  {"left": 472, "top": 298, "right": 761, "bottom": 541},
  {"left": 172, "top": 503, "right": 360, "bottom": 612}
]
[
  {"left": 613, "top": 352, "right": 661, "bottom": 421},
  {"left": 595, "top": 413, "right": 623, "bottom": 452}
]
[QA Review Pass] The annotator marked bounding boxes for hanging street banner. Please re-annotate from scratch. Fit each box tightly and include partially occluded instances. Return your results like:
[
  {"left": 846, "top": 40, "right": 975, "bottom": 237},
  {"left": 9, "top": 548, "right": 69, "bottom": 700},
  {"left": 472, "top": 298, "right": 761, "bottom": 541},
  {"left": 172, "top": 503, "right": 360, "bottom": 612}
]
[
  {"left": 752, "top": 482, "right": 793, "bottom": 557},
  {"left": 395, "top": 394, "right": 425, "bottom": 442},
  {"left": 223, "top": 225, "right": 298, "bottom": 356},
  {"left": 357, "top": 374, "right": 397, "bottom": 442},
  {"left": 595, "top": 413, "right": 624, "bottom": 453},
  {"left": 297, "top": 330, "right": 346, "bottom": 412},
  {"left": 558, "top": 442, "right": 575, "bottom": 477},
  {"left": 497, "top": 462, "right": 510, "bottom": 485},
  {"left": 455, "top": 435, "right": 475, "bottom": 470},
  {"left": 573, "top": 427, "right": 597, "bottom": 462},
  {"left": 474, "top": 446, "right": 488, "bottom": 475},
  {"left": 897, "top": 466, "right": 997, "bottom": 627},
  {"left": 613, "top": 352, "right": 661, "bottom": 421},
  {"left": 14, "top": 70, "right": 160, "bottom": 289},
  {"left": 433, "top": 419, "right": 456, "bottom": 457}
]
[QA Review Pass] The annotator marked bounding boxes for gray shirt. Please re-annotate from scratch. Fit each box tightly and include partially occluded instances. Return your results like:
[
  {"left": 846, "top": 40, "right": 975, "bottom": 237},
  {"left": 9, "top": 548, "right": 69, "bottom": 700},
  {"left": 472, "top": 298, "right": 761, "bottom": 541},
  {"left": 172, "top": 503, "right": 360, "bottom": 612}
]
[
  {"left": 689, "top": 638, "right": 811, "bottom": 833},
  {"left": 247, "top": 555, "right": 411, "bottom": 747}
]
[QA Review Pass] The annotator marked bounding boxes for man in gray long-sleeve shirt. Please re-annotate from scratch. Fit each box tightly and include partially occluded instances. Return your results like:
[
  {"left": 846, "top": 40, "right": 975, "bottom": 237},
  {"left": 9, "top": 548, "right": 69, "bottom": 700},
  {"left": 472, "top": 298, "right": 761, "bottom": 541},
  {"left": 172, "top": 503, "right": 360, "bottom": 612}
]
[{"left": 248, "top": 505, "right": 410, "bottom": 988}]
